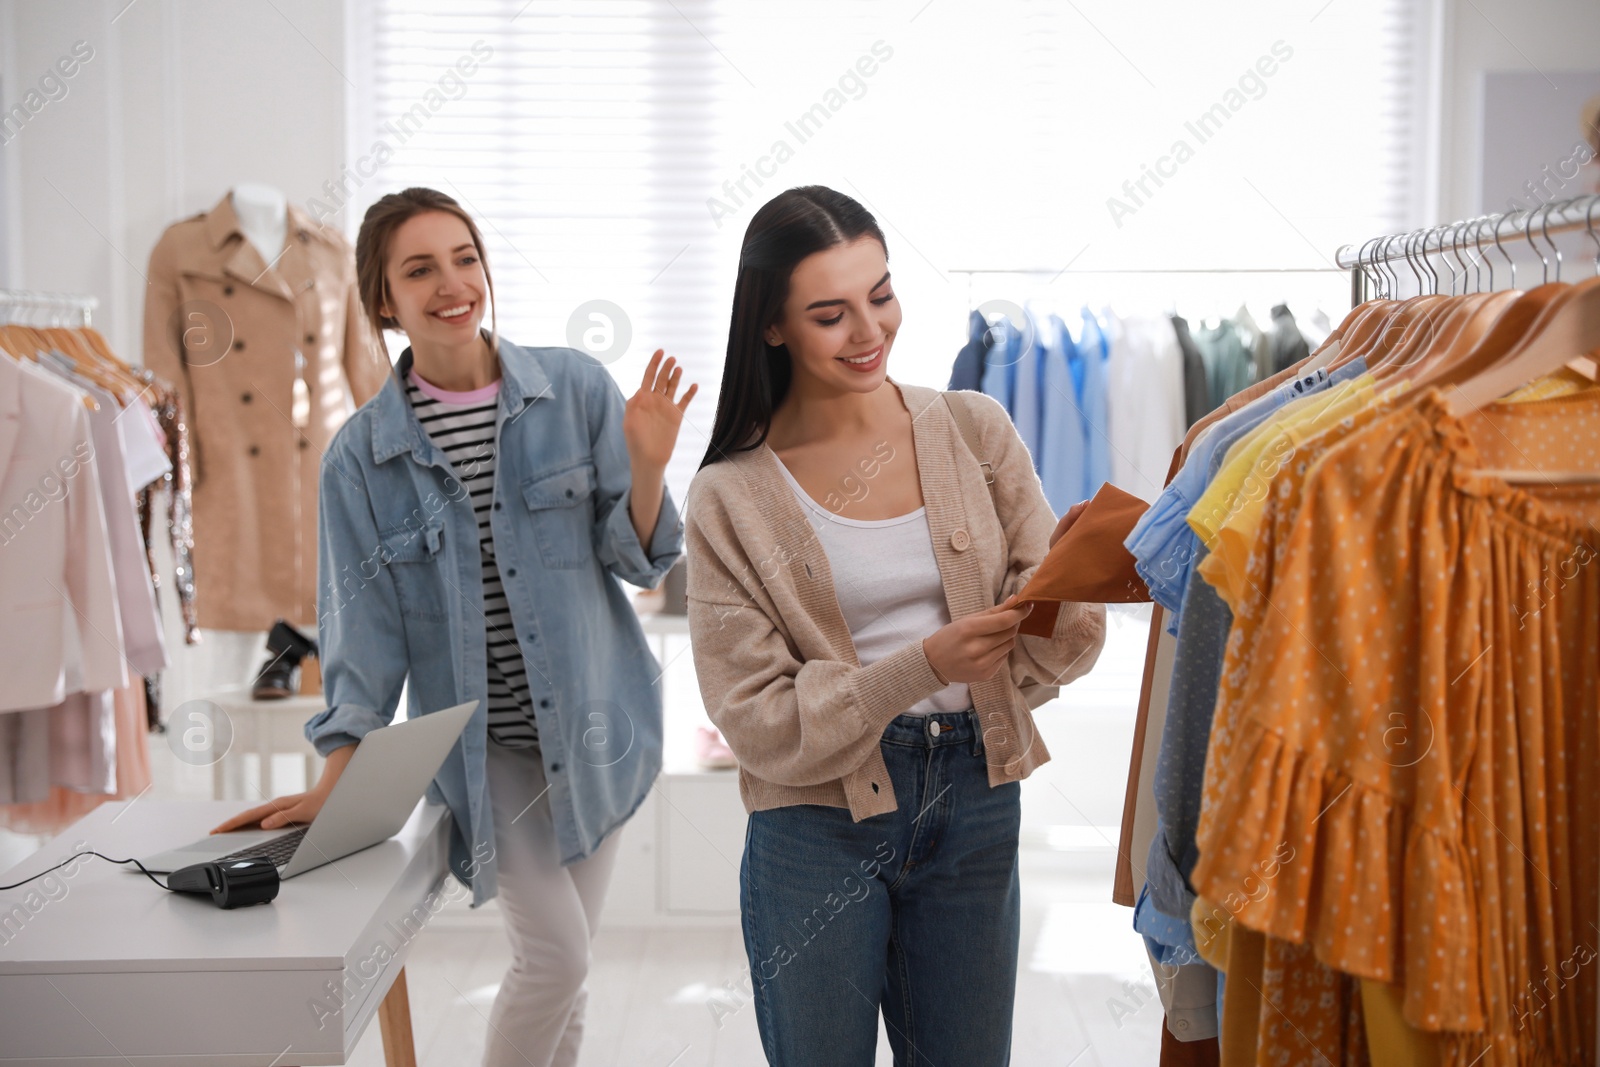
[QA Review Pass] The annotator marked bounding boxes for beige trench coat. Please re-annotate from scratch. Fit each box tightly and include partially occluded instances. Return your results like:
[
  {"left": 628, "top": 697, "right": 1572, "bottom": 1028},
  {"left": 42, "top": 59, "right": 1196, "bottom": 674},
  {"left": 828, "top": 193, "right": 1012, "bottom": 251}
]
[{"left": 142, "top": 190, "right": 390, "bottom": 632}]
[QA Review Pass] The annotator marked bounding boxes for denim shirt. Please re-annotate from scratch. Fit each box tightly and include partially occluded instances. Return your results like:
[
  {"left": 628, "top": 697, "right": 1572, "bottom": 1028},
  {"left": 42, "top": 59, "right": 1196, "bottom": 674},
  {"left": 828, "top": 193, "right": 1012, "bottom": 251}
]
[{"left": 304, "top": 334, "right": 682, "bottom": 907}]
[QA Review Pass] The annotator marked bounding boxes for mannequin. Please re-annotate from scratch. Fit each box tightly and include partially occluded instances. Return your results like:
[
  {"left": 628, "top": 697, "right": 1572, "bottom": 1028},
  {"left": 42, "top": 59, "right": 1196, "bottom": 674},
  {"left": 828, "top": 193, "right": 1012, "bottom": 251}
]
[
  {"left": 231, "top": 183, "right": 288, "bottom": 263},
  {"left": 143, "top": 185, "right": 388, "bottom": 671}
]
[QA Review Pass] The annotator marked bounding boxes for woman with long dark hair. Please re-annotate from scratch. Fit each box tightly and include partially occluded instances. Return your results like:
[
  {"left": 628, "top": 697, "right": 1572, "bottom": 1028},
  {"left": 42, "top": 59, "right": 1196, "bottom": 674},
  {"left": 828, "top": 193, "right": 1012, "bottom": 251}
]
[
  {"left": 215, "top": 187, "right": 697, "bottom": 1067},
  {"left": 684, "top": 185, "right": 1107, "bottom": 1063}
]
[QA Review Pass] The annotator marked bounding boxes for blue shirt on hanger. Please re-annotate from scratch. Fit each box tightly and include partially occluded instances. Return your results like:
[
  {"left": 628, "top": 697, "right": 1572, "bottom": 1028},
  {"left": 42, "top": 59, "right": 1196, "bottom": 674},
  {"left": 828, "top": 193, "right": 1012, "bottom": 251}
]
[
  {"left": 1037, "top": 314, "right": 1087, "bottom": 515},
  {"left": 980, "top": 314, "right": 1018, "bottom": 418},
  {"left": 948, "top": 309, "right": 988, "bottom": 391},
  {"left": 1010, "top": 308, "right": 1047, "bottom": 469},
  {"left": 1123, "top": 363, "right": 1338, "bottom": 633},
  {"left": 1077, "top": 308, "right": 1113, "bottom": 501}
]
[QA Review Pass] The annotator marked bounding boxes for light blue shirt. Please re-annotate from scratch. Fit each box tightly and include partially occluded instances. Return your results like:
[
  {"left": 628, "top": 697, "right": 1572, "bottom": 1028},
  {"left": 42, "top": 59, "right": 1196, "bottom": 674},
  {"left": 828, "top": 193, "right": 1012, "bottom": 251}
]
[
  {"left": 305, "top": 335, "right": 682, "bottom": 906},
  {"left": 979, "top": 315, "right": 1018, "bottom": 417},
  {"left": 1011, "top": 309, "right": 1045, "bottom": 468},
  {"left": 1133, "top": 883, "right": 1207, "bottom": 967},
  {"left": 1123, "top": 362, "right": 1353, "bottom": 633},
  {"left": 1037, "top": 314, "right": 1086, "bottom": 515},
  {"left": 1077, "top": 309, "right": 1113, "bottom": 500}
]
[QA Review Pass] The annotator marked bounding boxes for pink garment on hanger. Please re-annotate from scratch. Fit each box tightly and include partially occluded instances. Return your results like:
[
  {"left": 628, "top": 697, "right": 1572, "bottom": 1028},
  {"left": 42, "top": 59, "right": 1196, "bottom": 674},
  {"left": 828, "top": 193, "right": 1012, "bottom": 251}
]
[
  {"left": 69, "top": 376, "right": 167, "bottom": 676},
  {"left": 0, "top": 706, "right": 50, "bottom": 805},
  {"left": 0, "top": 691, "right": 115, "bottom": 805},
  {"left": 0, "top": 357, "right": 128, "bottom": 709},
  {"left": 0, "top": 684, "right": 150, "bottom": 836},
  {"left": 49, "top": 690, "right": 117, "bottom": 794}
]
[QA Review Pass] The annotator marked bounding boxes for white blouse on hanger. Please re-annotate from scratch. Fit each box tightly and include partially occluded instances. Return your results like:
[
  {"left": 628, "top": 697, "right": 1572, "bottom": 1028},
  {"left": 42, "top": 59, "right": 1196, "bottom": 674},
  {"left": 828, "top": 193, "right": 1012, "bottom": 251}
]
[
  {"left": 0, "top": 356, "right": 127, "bottom": 711},
  {"left": 1104, "top": 312, "right": 1187, "bottom": 503}
]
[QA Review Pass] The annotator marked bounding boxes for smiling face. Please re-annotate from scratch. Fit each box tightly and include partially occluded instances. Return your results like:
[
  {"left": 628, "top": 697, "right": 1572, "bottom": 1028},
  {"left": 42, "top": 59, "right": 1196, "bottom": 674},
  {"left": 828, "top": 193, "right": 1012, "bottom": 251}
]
[
  {"left": 379, "top": 209, "right": 489, "bottom": 346},
  {"left": 765, "top": 235, "right": 900, "bottom": 393}
]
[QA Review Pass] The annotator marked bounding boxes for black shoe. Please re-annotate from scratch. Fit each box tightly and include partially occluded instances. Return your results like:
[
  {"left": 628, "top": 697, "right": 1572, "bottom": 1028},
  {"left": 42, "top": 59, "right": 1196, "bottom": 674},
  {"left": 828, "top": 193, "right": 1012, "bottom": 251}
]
[{"left": 252, "top": 620, "right": 318, "bottom": 700}]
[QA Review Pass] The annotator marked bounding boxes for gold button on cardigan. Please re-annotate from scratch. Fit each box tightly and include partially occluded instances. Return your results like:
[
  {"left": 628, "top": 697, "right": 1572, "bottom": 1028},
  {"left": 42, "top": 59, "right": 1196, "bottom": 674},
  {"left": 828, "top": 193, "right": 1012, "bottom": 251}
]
[{"left": 683, "top": 378, "right": 1107, "bottom": 821}]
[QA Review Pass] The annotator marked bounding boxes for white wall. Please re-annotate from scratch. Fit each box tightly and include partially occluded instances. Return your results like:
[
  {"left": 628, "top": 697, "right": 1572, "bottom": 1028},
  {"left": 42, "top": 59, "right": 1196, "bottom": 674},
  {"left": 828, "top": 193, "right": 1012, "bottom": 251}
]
[
  {"left": 2, "top": 0, "right": 123, "bottom": 329},
  {"left": 6, "top": 0, "right": 1597, "bottom": 372},
  {"left": 1435, "top": 0, "right": 1600, "bottom": 221},
  {"left": 0, "top": 0, "right": 355, "bottom": 706},
  {"left": 0, "top": 0, "right": 349, "bottom": 361}
]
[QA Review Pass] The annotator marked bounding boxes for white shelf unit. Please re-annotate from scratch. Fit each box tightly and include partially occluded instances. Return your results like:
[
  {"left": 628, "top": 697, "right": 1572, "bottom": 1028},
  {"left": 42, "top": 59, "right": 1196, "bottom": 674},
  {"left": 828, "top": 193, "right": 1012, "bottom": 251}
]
[{"left": 601, "top": 607, "right": 745, "bottom": 927}]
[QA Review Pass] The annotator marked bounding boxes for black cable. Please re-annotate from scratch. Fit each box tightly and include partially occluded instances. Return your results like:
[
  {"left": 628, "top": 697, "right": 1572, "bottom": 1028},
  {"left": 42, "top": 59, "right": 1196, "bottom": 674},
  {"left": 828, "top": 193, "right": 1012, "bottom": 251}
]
[{"left": 0, "top": 850, "right": 171, "bottom": 892}]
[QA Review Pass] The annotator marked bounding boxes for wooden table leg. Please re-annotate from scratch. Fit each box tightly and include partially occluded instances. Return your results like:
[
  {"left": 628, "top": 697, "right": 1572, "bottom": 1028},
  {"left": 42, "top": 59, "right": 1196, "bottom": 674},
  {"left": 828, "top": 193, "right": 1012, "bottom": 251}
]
[{"left": 378, "top": 965, "right": 418, "bottom": 1067}]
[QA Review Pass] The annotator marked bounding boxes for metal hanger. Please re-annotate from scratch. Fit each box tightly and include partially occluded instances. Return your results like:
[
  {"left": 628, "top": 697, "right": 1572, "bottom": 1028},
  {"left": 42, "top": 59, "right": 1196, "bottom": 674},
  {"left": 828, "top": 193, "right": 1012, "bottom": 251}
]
[
  {"left": 1429, "top": 225, "right": 1450, "bottom": 295},
  {"left": 1356, "top": 236, "right": 1384, "bottom": 299},
  {"left": 1365, "top": 237, "right": 1387, "bottom": 299},
  {"left": 1399, "top": 229, "right": 1419, "bottom": 296},
  {"left": 1536, "top": 199, "right": 1562, "bottom": 284},
  {"left": 1459, "top": 217, "right": 1484, "bottom": 293},
  {"left": 1398, "top": 230, "right": 1421, "bottom": 296},
  {"left": 1487, "top": 211, "right": 1514, "bottom": 290},
  {"left": 1461, "top": 217, "right": 1488, "bottom": 292},
  {"left": 1420, "top": 226, "right": 1443, "bottom": 295},
  {"left": 1377, "top": 233, "right": 1400, "bottom": 298},
  {"left": 1501, "top": 210, "right": 1524, "bottom": 289},
  {"left": 1412, "top": 226, "right": 1431, "bottom": 295},
  {"left": 1472, "top": 215, "right": 1495, "bottom": 292},
  {"left": 1586, "top": 193, "right": 1600, "bottom": 277},
  {"left": 1441, "top": 221, "right": 1468, "bottom": 295},
  {"left": 1521, "top": 206, "right": 1546, "bottom": 285}
]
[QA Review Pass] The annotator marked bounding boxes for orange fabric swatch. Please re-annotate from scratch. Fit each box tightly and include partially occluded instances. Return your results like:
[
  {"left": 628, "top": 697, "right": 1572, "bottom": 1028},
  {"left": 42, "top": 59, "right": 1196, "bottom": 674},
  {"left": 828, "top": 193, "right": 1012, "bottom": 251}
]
[{"left": 1017, "top": 481, "right": 1151, "bottom": 637}]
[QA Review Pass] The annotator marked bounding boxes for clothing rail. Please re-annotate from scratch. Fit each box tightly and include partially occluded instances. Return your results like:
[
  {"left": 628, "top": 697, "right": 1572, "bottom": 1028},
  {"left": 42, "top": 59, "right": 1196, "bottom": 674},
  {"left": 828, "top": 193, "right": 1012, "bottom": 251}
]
[
  {"left": 0, "top": 289, "right": 99, "bottom": 327},
  {"left": 947, "top": 266, "right": 1350, "bottom": 313},
  {"left": 947, "top": 268, "right": 1349, "bottom": 274},
  {"left": 1335, "top": 194, "right": 1600, "bottom": 305}
]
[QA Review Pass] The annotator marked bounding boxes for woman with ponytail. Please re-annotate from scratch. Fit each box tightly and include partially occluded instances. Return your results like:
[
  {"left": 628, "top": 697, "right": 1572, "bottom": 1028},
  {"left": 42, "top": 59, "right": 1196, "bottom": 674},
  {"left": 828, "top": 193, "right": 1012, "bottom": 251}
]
[{"left": 217, "top": 187, "right": 698, "bottom": 1067}]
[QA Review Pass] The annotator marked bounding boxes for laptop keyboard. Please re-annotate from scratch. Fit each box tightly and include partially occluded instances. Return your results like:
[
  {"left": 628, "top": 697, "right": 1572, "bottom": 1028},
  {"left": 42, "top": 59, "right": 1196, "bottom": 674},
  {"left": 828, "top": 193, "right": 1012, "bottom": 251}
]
[{"left": 215, "top": 825, "right": 308, "bottom": 868}]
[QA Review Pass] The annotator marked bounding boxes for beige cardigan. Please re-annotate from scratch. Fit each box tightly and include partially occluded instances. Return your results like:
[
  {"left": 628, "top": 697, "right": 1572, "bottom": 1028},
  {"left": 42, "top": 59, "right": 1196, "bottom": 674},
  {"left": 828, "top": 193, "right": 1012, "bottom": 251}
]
[{"left": 684, "top": 378, "right": 1107, "bottom": 821}]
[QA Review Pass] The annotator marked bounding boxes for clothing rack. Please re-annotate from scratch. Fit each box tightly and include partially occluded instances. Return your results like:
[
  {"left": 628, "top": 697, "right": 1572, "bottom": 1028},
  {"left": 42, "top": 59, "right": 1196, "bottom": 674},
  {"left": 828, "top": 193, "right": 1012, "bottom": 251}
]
[
  {"left": 0, "top": 289, "right": 99, "bottom": 327},
  {"left": 1335, "top": 193, "right": 1600, "bottom": 305},
  {"left": 947, "top": 267, "right": 1351, "bottom": 314},
  {"left": 955, "top": 193, "right": 1600, "bottom": 313},
  {"left": 947, "top": 267, "right": 1350, "bottom": 273}
]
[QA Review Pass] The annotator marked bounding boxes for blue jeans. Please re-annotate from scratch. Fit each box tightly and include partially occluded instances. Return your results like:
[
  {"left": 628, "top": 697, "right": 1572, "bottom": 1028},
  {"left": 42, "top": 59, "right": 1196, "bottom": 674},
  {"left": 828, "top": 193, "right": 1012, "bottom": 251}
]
[{"left": 740, "top": 709, "right": 1022, "bottom": 1066}]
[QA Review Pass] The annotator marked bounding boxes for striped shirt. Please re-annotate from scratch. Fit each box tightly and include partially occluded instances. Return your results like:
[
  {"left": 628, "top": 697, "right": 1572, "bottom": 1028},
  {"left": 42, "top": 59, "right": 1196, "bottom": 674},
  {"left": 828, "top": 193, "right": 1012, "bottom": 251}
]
[{"left": 406, "top": 371, "right": 539, "bottom": 749}]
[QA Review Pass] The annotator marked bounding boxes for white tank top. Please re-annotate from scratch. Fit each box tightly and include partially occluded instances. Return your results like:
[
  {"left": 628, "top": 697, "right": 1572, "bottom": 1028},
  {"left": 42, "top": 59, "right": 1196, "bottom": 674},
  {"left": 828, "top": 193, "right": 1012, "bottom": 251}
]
[{"left": 773, "top": 454, "right": 973, "bottom": 717}]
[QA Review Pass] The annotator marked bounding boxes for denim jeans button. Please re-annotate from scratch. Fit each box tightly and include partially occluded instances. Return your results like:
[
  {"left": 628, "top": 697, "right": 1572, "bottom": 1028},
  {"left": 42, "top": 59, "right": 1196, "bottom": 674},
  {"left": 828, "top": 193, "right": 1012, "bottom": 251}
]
[{"left": 928, "top": 720, "right": 941, "bottom": 737}]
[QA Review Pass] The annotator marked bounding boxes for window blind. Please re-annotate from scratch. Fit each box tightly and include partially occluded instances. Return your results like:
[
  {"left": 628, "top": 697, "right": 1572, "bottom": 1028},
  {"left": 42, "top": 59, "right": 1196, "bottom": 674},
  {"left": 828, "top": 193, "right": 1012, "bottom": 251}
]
[{"left": 360, "top": 0, "right": 1424, "bottom": 506}]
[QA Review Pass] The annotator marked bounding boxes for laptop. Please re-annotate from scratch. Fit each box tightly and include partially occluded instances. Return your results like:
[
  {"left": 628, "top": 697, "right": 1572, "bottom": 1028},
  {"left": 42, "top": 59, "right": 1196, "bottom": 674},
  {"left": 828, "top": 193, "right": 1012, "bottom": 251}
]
[{"left": 138, "top": 701, "right": 476, "bottom": 878}]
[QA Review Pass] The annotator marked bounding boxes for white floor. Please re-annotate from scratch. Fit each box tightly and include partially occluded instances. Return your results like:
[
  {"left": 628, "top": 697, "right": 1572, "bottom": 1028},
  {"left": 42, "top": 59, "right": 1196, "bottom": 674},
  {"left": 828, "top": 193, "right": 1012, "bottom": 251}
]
[
  {"left": 321, "top": 850, "right": 1165, "bottom": 1067},
  {"left": 0, "top": 604, "right": 1168, "bottom": 1066}
]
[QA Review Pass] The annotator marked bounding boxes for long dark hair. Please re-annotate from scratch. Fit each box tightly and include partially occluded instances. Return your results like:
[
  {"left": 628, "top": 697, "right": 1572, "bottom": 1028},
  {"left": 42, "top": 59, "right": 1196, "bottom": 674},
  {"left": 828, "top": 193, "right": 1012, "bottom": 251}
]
[{"left": 697, "top": 186, "right": 888, "bottom": 469}]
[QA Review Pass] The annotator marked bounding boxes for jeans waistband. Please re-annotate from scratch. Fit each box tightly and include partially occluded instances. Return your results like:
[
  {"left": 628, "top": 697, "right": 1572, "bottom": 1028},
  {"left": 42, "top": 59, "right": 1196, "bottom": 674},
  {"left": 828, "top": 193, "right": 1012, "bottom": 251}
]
[{"left": 880, "top": 709, "right": 981, "bottom": 749}]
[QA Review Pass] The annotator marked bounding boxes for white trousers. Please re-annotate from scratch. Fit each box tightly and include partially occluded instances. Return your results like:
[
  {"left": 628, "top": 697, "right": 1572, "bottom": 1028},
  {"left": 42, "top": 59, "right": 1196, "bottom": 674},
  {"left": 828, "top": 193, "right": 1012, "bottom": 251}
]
[{"left": 482, "top": 740, "right": 623, "bottom": 1067}]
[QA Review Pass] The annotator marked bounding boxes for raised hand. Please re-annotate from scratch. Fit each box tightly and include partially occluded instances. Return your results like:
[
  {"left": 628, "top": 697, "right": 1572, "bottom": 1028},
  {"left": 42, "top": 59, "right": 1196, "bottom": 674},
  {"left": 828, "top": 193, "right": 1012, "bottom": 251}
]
[{"left": 623, "top": 349, "right": 699, "bottom": 471}]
